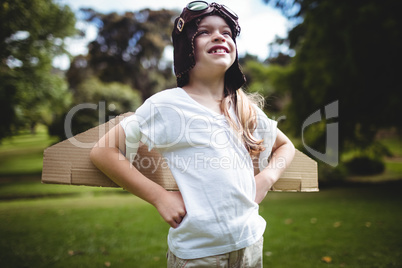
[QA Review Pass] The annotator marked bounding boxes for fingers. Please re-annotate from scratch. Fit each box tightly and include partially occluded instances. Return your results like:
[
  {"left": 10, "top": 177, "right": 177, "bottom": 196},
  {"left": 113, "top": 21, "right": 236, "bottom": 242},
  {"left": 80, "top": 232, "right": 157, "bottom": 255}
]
[
  {"left": 156, "top": 191, "right": 187, "bottom": 228},
  {"left": 169, "top": 192, "right": 187, "bottom": 228},
  {"left": 170, "top": 209, "right": 186, "bottom": 228},
  {"left": 167, "top": 215, "right": 183, "bottom": 228},
  {"left": 168, "top": 220, "right": 178, "bottom": 229}
]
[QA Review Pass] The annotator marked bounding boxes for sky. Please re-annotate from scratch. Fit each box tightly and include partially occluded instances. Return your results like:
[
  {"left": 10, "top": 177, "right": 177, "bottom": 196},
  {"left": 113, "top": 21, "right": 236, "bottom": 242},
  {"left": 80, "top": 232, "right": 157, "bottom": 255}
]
[{"left": 54, "top": 0, "right": 290, "bottom": 69}]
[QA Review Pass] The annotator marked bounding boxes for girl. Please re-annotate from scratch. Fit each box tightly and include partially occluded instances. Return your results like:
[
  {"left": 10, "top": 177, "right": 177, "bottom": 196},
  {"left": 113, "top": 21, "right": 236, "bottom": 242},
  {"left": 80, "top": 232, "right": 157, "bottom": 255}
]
[{"left": 90, "top": 1, "right": 295, "bottom": 267}]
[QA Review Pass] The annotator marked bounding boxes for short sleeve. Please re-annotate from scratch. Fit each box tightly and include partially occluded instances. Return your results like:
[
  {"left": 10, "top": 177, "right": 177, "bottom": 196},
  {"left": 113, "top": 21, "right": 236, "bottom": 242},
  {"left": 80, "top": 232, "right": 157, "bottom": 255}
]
[
  {"left": 120, "top": 98, "right": 167, "bottom": 160},
  {"left": 120, "top": 114, "right": 141, "bottom": 161},
  {"left": 252, "top": 107, "right": 278, "bottom": 172}
]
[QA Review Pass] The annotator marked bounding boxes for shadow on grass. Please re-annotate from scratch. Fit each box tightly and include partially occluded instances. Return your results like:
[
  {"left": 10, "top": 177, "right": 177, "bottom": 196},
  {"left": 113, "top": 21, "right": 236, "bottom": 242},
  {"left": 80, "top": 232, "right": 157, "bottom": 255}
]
[{"left": 0, "top": 173, "right": 130, "bottom": 201}]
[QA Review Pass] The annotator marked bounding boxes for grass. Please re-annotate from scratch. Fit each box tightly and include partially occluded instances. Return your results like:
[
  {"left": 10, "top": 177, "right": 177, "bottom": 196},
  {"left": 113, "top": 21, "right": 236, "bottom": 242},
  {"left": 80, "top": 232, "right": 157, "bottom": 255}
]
[
  {"left": 261, "top": 183, "right": 402, "bottom": 267},
  {"left": 0, "top": 125, "right": 58, "bottom": 176},
  {"left": 0, "top": 194, "right": 170, "bottom": 268},
  {"left": 0, "top": 180, "right": 124, "bottom": 200},
  {"left": 0, "top": 183, "right": 401, "bottom": 267},
  {"left": 379, "top": 136, "right": 402, "bottom": 157},
  {"left": 0, "top": 128, "right": 401, "bottom": 267}
]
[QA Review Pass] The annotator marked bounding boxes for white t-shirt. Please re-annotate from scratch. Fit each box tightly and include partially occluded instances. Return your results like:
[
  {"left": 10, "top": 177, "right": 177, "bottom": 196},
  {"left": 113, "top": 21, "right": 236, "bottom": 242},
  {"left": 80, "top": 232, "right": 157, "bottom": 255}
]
[{"left": 120, "top": 87, "right": 277, "bottom": 259}]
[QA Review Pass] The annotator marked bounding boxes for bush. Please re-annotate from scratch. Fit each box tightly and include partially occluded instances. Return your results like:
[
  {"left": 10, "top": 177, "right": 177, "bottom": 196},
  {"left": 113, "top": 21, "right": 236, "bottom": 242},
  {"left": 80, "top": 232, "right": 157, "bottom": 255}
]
[
  {"left": 345, "top": 156, "right": 385, "bottom": 175},
  {"left": 318, "top": 164, "right": 348, "bottom": 184},
  {"left": 49, "top": 77, "right": 142, "bottom": 140}
]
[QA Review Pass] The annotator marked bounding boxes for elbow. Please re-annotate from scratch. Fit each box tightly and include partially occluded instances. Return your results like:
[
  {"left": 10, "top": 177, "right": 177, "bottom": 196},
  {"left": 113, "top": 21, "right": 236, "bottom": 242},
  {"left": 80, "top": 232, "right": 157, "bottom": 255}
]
[
  {"left": 287, "top": 136, "right": 295, "bottom": 153},
  {"left": 279, "top": 136, "right": 295, "bottom": 164},
  {"left": 89, "top": 144, "right": 100, "bottom": 166},
  {"left": 290, "top": 142, "right": 296, "bottom": 159},
  {"left": 287, "top": 140, "right": 296, "bottom": 163}
]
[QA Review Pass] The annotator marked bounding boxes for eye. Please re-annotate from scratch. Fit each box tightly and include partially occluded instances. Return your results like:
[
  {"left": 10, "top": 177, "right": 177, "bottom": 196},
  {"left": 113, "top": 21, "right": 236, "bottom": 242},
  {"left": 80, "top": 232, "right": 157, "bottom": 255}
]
[
  {"left": 197, "top": 30, "right": 209, "bottom": 37},
  {"left": 223, "top": 31, "right": 232, "bottom": 37}
]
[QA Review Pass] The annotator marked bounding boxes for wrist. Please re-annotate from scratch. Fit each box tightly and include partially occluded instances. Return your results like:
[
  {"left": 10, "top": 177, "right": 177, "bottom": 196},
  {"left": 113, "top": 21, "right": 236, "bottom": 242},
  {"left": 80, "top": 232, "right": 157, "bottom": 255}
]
[{"left": 149, "top": 187, "right": 169, "bottom": 208}]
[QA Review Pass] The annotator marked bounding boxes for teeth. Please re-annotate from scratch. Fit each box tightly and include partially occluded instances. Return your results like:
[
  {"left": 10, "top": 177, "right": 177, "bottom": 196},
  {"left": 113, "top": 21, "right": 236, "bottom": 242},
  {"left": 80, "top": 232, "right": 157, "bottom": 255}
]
[{"left": 211, "top": 48, "right": 227, "bottom": 53}]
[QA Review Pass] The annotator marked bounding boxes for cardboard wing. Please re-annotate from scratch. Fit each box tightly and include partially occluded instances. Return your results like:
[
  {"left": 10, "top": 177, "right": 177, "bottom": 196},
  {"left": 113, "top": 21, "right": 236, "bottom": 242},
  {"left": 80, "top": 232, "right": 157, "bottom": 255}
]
[{"left": 42, "top": 114, "right": 318, "bottom": 192}]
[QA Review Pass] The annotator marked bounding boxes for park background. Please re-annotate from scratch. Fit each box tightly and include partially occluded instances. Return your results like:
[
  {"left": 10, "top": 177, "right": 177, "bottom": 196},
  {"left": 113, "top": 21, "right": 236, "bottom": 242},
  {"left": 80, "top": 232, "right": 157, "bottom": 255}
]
[{"left": 0, "top": 0, "right": 401, "bottom": 267}]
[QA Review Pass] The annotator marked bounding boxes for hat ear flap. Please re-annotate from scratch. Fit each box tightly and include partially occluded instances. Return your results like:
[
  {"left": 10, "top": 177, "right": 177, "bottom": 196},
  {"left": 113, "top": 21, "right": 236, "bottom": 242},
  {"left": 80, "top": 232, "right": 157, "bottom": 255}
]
[{"left": 172, "top": 18, "right": 198, "bottom": 82}]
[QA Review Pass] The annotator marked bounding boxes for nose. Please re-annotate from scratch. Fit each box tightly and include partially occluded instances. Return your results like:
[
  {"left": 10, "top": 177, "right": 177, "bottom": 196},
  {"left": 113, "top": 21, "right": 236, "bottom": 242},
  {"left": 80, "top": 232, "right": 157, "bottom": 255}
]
[{"left": 212, "top": 31, "right": 226, "bottom": 42}]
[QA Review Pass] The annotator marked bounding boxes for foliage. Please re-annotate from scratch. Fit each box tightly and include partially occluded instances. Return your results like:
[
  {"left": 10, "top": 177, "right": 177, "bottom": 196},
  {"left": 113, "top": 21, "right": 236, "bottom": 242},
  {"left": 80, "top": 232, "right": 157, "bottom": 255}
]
[
  {"left": 345, "top": 156, "right": 385, "bottom": 175},
  {"left": 263, "top": 0, "right": 402, "bottom": 156},
  {"left": 244, "top": 60, "right": 289, "bottom": 95},
  {"left": 67, "top": 8, "right": 178, "bottom": 102},
  {"left": 0, "top": 0, "right": 76, "bottom": 141},
  {"left": 49, "top": 77, "right": 142, "bottom": 140},
  {"left": 378, "top": 133, "right": 402, "bottom": 157},
  {"left": 243, "top": 59, "right": 292, "bottom": 114},
  {"left": 318, "top": 163, "right": 348, "bottom": 184}
]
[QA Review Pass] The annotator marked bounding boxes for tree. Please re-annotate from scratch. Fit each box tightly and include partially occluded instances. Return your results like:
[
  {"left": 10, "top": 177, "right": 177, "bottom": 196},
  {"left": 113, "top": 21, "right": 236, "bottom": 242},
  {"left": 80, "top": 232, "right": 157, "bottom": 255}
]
[
  {"left": 67, "top": 8, "right": 178, "bottom": 102},
  {"left": 49, "top": 77, "right": 142, "bottom": 140},
  {"left": 242, "top": 57, "right": 292, "bottom": 114},
  {"left": 263, "top": 0, "right": 402, "bottom": 155},
  {"left": 0, "top": 0, "right": 76, "bottom": 140}
]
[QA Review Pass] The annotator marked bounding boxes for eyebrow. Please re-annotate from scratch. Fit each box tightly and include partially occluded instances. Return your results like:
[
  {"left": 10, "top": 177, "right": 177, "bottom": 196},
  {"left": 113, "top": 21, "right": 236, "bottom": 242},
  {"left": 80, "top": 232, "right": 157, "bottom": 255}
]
[{"left": 198, "top": 23, "right": 231, "bottom": 31}]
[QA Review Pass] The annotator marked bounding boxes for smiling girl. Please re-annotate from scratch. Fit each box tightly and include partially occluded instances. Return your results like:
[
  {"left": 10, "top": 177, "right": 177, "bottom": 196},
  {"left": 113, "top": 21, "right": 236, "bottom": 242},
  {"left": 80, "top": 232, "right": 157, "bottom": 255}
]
[{"left": 90, "top": 2, "right": 295, "bottom": 267}]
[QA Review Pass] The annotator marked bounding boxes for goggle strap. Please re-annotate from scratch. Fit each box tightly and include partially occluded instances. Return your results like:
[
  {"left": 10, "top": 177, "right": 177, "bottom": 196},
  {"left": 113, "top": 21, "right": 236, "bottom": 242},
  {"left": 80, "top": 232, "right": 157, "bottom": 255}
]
[{"left": 177, "top": 1, "right": 239, "bottom": 35}]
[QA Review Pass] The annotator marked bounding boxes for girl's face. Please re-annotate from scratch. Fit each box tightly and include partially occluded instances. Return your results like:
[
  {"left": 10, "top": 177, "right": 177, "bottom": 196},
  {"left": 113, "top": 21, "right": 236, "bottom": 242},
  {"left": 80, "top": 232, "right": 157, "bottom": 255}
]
[{"left": 193, "top": 15, "right": 237, "bottom": 75}]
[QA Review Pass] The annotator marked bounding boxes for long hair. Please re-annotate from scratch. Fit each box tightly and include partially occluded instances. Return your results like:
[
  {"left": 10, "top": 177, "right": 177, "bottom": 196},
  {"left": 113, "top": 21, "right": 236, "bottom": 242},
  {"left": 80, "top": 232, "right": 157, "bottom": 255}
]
[{"left": 220, "top": 88, "right": 265, "bottom": 156}]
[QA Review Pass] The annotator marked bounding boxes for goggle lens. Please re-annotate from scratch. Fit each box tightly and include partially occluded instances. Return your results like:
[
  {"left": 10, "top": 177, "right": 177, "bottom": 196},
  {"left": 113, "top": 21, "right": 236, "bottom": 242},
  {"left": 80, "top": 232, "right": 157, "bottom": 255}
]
[
  {"left": 221, "top": 5, "right": 238, "bottom": 20},
  {"left": 187, "top": 1, "right": 209, "bottom": 11}
]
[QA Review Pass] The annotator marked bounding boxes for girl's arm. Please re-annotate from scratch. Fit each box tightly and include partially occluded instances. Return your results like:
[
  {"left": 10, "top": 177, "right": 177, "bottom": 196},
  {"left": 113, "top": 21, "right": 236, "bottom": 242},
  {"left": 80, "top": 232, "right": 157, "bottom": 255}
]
[
  {"left": 90, "top": 124, "right": 186, "bottom": 228},
  {"left": 254, "top": 128, "right": 295, "bottom": 204}
]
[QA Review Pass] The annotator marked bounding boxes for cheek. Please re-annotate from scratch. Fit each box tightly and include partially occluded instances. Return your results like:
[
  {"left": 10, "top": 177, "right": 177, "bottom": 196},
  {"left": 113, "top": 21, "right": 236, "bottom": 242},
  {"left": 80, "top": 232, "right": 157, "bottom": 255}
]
[
  {"left": 193, "top": 38, "right": 203, "bottom": 62},
  {"left": 229, "top": 41, "right": 237, "bottom": 61}
]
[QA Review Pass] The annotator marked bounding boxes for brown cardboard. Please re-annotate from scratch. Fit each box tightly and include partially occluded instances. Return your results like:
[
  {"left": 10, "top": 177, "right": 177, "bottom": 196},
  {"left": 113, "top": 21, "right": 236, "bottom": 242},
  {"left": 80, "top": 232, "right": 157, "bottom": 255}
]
[{"left": 42, "top": 114, "right": 318, "bottom": 192}]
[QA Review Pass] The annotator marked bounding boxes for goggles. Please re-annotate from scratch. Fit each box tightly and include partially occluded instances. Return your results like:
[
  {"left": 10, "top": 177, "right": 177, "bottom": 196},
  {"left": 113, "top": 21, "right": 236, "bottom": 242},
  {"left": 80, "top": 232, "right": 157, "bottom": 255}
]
[{"left": 176, "top": 1, "right": 239, "bottom": 34}]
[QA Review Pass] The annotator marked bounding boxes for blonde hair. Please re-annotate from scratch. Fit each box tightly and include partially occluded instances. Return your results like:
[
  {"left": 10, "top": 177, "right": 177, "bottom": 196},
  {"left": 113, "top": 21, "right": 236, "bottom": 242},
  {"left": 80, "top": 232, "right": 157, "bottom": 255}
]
[{"left": 220, "top": 88, "right": 265, "bottom": 156}]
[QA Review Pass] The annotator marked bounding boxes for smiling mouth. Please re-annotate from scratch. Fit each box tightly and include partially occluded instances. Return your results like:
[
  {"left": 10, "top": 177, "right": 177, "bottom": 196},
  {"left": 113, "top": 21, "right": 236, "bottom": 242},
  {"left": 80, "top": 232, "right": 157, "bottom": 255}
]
[{"left": 208, "top": 47, "right": 229, "bottom": 54}]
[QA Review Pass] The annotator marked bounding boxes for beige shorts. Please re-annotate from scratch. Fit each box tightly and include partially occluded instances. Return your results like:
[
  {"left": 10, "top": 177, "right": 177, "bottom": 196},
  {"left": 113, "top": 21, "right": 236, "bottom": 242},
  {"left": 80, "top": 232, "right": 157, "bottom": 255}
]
[{"left": 167, "top": 237, "right": 264, "bottom": 268}]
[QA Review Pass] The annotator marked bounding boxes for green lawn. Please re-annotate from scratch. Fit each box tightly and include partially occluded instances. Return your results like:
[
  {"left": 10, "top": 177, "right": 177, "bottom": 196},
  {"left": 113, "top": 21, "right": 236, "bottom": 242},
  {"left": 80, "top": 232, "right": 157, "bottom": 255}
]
[
  {"left": 0, "top": 183, "right": 401, "bottom": 267},
  {"left": 0, "top": 128, "right": 401, "bottom": 267},
  {"left": 261, "top": 183, "right": 402, "bottom": 267},
  {"left": 0, "top": 126, "right": 58, "bottom": 176}
]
